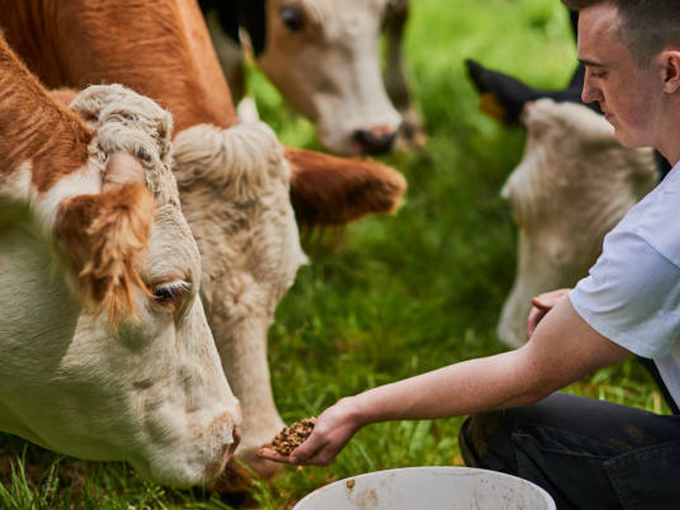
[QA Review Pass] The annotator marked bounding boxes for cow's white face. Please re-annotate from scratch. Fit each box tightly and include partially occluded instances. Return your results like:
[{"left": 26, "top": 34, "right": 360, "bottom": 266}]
[
  {"left": 257, "top": 0, "right": 401, "bottom": 155},
  {"left": 498, "top": 99, "right": 657, "bottom": 348},
  {"left": 0, "top": 85, "right": 241, "bottom": 489},
  {"left": 0, "top": 190, "right": 241, "bottom": 488}
]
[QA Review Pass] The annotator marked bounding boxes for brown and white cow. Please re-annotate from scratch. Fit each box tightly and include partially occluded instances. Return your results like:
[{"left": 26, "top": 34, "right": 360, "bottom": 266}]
[
  {"left": 200, "top": 0, "right": 425, "bottom": 155},
  {"left": 498, "top": 99, "right": 657, "bottom": 348},
  {"left": 0, "top": 36, "right": 241, "bottom": 488},
  {"left": 0, "top": 0, "right": 406, "bottom": 489}
]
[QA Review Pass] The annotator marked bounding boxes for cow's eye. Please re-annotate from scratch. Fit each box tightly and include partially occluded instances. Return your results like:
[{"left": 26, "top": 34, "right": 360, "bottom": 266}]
[
  {"left": 280, "top": 5, "right": 305, "bottom": 32},
  {"left": 152, "top": 280, "right": 191, "bottom": 312}
]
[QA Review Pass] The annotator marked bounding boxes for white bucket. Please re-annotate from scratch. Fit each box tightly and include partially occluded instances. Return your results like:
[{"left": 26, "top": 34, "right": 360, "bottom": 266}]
[{"left": 293, "top": 466, "right": 556, "bottom": 510}]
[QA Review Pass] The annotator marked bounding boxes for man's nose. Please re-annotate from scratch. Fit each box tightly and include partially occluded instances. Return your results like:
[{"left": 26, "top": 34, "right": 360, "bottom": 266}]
[{"left": 581, "top": 76, "right": 601, "bottom": 104}]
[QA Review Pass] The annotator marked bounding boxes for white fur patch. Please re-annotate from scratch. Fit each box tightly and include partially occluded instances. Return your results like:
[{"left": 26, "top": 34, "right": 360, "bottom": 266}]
[
  {"left": 0, "top": 161, "right": 32, "bottom": 202},
  {"left": 70, "top": 84, "right": 179, "bottom": 207},
  {"left": 30, "top": 163, "right": 101, "bottom": 239},
  {"left": 171, "top": 121, "right": 289, "bottom": 199}
]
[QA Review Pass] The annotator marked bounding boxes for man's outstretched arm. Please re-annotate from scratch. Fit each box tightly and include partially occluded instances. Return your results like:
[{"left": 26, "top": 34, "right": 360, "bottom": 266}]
[{"left": 260, "top": 297, "right": 630, "bottom": 466}]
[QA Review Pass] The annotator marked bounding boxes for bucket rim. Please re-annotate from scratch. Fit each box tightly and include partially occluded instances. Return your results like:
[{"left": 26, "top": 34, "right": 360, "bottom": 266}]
[{"left": 292, "top": 465, "right": 556, "bottom": 510}]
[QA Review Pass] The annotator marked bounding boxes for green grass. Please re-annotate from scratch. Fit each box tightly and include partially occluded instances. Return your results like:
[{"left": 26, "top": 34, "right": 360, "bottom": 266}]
[{"left": 0, "top": 0, "right": 668, "bottom": 508}]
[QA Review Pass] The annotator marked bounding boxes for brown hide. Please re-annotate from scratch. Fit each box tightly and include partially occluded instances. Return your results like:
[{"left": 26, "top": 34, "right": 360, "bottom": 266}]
[
  {"left": 286, "top": 147, "right": 407, "bottom": 227},
  {"left": 0, "top": 34, "right": 91, "bottom": 191},
  {"left": 0, "top": 0, "right": 238, "bottom": 133}
]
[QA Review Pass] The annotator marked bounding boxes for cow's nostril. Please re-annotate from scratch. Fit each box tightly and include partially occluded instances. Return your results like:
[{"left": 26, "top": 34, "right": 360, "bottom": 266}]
[
  {"left": 231, "top": 425, "right": 242, "bottom": 453},
  {"left": 203, "top": 423, "right": 243, "bottom": 485},
  {"left": 352, "top": 127, "right": 396, "bottom": 155}
]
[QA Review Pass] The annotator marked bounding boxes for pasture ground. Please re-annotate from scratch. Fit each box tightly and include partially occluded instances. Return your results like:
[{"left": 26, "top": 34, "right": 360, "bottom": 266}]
[{"left": 0, "top": 0, "right": 668, "bottom": 508}]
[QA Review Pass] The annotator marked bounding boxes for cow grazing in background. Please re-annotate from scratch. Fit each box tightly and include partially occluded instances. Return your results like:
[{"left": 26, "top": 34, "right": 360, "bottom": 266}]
[
  {"left": 0, "top": 36, "right": 241, "bottom": 488},
  {"left": 466, "top": 55, "right": 663, "bottom": 349},
  {"left": 199, "top": 0, "right": 425, "bottom": 155},
  {"left": 0, "top": 0, "right": 406, "bottom": 490},
  {"left": 483, "top": 98, "right": 657, "bottom": 348}
]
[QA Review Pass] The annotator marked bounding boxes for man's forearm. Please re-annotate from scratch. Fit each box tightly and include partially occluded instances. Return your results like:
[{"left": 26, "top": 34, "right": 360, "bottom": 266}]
[
  {"left": 349, "top": 299, "right": 630, "bottom": 427},
  {"left": 349, "top": 349, "right": 545, "bottom": 426}
]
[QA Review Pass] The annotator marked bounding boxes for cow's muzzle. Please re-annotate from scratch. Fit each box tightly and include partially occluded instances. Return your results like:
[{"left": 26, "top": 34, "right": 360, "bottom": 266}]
[{"left": 352, "top": 125, "right": 397, "bottom": 155}]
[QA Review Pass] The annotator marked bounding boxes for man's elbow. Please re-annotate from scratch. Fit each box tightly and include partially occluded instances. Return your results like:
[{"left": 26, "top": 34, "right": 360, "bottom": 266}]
[{"left": 503, "top": 348, "right": 572, "bottom": 408}]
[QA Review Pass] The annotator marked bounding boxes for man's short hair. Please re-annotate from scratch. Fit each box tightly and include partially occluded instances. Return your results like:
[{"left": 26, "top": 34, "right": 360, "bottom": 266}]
[{"left": 562, "top": 0, "right": 680, "bottom": 67}]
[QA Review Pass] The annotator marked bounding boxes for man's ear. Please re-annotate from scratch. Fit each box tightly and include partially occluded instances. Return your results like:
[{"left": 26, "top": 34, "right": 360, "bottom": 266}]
[
  {"left": 284, "top": 147, "right": 407, "bottom": 228},
  {"left": 660, "top": 50, "right": 680, "bottom": 93}
]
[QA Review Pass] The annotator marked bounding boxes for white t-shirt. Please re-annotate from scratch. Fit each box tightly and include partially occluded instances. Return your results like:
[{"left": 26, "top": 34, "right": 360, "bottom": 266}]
[{"left": 569, "top": 161, "right": 680, "bottom": 406}]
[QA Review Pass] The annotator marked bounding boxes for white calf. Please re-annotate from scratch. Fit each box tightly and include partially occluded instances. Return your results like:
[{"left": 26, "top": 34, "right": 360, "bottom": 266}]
[{"left": 498, "top": 99, "right": 658, "bottom": 348}]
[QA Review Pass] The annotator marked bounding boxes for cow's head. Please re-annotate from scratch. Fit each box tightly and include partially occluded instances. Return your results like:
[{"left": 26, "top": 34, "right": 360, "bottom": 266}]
[
  {"left": 497, "top": 99, "right": 657, "bottom": 348},
  {"left": 171, "top": 119, "right": 406, "bottom": 489},
  {"left": 240, "top": 0, "right": 402, "bottom": 155},
  {"left": 0, "top": 84, "right": 241, "bottom": 488}
]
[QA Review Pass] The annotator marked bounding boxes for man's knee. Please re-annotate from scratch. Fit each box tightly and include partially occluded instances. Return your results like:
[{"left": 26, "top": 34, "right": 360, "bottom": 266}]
[{"left": 459, "top": 410, "right": 517, "bottom": 473}]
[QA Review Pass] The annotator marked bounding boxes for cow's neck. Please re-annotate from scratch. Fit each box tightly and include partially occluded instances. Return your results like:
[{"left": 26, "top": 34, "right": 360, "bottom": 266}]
[
  {"left": 0, "top": 36, "right": 91, "bottom": 191},
  {"left": 0, "top": 224, "right": 81, "bottom": 394}
]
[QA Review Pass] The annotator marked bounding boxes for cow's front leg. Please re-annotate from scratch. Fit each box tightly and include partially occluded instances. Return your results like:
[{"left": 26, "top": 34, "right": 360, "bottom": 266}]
[
  {"left": 383, "top": 0, "right": 426, "bottom": 151},
  {"left": 207, "top": 313, "right": 286, "bottom": 492},
  {"left": 172, "top": 122, "right": 304, "bottom": 492}
]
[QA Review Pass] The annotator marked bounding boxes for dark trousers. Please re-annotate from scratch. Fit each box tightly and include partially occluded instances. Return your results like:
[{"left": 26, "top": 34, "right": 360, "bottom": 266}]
[{"left": 459, "top": 392, "right": 680, "bottom": 510}]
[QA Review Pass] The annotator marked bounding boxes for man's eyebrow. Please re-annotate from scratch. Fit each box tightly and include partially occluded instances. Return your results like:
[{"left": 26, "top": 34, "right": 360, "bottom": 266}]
[{"left": 578, "top": 58, "right": 606, "bottom": 67}]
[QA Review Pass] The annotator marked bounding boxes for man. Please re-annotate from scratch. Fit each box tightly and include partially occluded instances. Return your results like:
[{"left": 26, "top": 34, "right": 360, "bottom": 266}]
[{"left": 260, "top": 2, "right": 680, "bottom": 508}]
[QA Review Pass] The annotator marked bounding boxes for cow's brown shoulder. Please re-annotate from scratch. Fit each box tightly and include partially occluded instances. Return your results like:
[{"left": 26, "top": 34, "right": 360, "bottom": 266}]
[{"left": 0, "top": 34, "right": 92, "bottom": 191}]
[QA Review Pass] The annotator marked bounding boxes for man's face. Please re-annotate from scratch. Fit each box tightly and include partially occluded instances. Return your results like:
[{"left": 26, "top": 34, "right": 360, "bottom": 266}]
[{"left": 578, "top": 3, "right": 662, "bottom": 148}]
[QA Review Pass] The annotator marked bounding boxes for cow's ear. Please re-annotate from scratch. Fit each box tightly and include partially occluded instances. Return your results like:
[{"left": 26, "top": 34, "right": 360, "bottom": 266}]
[
  {"left": 54, "top": 181, "right": 154, "bottom": 325},
  {"left": 465, "top": 59, "right": 537, "bottom": 126},
  {"left": 284, "top": 147, "right": 406, "bottom": 227}
]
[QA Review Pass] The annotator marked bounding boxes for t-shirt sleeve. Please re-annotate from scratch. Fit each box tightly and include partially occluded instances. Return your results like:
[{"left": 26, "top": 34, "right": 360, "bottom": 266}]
[{"left": 569, "top": 230, "right": 680, "bottom": 359}]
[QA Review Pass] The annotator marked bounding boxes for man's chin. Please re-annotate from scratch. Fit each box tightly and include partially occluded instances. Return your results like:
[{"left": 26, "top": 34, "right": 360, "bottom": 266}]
[{"left": 612, "top": 128, "right": 637, "bottom": 148}]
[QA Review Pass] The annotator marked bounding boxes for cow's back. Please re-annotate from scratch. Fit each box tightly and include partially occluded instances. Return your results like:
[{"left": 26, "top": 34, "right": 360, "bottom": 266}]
[{"left": 0, "top": 0, "right": 238, "bottom": 133}]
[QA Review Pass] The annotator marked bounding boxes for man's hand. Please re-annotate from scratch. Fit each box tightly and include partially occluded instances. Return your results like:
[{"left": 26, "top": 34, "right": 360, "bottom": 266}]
[
  {"left": 526, "top": 288, "right": 572, "bottom": 340},
  {"left": 258, "top": 397, "right": 361, "bottom": 467}
]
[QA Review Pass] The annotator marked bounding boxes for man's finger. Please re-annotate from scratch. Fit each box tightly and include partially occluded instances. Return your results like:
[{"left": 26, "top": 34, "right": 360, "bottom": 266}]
[
  {"left": 531, "top": 296, "right": 552, "bottom": 310},
  {"left": 289, "top": 437, "right": 327, "bottom": 465},
  {"left": 526, "top": 307, "right": 547, "bottom": 339},
  {"left": 257, "top": 448, "right": 296, "bottom": 464}
]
